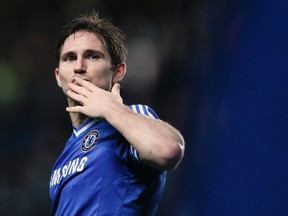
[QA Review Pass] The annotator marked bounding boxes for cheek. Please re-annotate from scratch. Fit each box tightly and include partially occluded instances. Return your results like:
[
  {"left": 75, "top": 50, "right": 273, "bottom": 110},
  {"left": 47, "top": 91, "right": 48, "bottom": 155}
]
[
  {"left": 91, "top": 71, "right": 114, "bottom": 91},
  {"left": 58, "top": 67, "right": 73, "bottom": 83},
  {"left": 57, "top": 72, "right": 72, "bottom": 93},
  {"left": 93, "top": 78, "right": 113, "bottom": 91}
]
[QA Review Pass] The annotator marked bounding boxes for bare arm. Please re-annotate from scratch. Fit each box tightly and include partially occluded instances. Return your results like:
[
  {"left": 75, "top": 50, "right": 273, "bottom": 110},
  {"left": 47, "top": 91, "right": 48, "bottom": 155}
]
[
  {"left": 66, "top": 78, "right": 185, "bottom": 171},
  {"left": 105, "top": 103, "right": 185, "bottom": 170}
]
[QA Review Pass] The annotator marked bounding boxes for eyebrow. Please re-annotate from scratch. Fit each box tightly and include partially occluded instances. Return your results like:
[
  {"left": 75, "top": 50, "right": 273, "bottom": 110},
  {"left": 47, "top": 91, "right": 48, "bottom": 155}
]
[
  {"left": 60, "top": 49, "right": 106, "bottom": 59},
  {"left": 85, "top": 49, "right": 106, "bottom": 57}
]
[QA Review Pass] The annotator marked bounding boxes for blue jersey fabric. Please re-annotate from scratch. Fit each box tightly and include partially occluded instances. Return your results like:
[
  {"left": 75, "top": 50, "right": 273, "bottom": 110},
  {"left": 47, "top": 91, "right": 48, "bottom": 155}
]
[{"left": 49, "top": 104, "right": 167, "bottom": 216}]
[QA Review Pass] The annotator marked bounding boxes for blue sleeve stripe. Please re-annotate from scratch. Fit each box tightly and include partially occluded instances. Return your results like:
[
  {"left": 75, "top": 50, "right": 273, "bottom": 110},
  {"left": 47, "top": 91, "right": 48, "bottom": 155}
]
[
  {"left": 130, "top": 104, "right": 157, "bottom": 119},
  {"left": 134, "top": 149, "right": 140, "bottom": 161},
  {"left": 129, "top": 145, "right": 134, "bottom": 155},
  {"left": 135, "top": 104, "right": 141, "bottom": 113},
  {"left": 140, "top": 105, "right": 149, "bottom": 116},
  {"left": 130, "top": 105, "right": 137, "bottom": 113},
  {"left": 129, "top": 145, "right": 143, "bottom": 165},
  {"left": 147, "top": 106, "right": 159, "bottom": 119}
]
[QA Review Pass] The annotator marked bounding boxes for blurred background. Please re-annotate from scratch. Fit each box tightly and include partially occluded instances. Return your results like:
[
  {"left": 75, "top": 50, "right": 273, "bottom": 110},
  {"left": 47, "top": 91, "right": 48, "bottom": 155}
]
[{"left": 0, "top": 0, "right": 288, "bottom": 215}]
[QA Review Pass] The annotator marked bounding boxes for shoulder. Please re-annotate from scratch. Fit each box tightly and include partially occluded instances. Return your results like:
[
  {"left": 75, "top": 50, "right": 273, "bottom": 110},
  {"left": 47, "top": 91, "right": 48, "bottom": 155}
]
[{"left": 128, "top": 104, "right": 159, "bottom": 119}]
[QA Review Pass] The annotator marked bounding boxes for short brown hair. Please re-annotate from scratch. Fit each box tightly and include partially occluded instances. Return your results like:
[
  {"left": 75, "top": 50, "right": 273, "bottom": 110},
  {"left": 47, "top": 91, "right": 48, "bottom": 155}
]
[{"left": 55, "top": 10, "right": 127, "bottom": 69}]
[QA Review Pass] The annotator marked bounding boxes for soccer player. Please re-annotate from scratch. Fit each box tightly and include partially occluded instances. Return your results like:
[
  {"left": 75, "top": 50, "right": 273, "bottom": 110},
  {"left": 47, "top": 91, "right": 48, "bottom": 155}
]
[{"left": 49, "top": 10, "right": 185, "bottom": 216}]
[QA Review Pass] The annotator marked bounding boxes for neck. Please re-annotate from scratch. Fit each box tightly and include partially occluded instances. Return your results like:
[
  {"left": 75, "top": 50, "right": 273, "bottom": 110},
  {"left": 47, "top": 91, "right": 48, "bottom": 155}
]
[
  {"left": 70, "top": 112, "right": 89, "bottom": 128},
  {"left": 67, "top": 98, "right": 88, "bottom": 128}
]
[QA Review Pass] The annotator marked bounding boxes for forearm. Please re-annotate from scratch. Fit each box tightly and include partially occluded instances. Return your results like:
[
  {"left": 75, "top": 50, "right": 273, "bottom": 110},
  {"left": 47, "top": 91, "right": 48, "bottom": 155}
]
[{"left": 104, "top": 104, "right": 185, "bottom": 171}]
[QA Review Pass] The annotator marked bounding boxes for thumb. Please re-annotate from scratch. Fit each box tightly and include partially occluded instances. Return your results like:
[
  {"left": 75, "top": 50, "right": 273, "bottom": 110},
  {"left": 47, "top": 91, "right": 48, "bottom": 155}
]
[
  {"left": 111, "top": 83, "right": 122, "bottom": 103},
  {"left": 111, "top": 83, "right": 120, "bottom": 95}
]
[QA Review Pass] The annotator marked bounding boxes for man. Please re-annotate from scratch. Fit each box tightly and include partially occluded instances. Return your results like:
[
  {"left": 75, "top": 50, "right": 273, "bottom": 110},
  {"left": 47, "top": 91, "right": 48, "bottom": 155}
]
[{"left": 49, "top": 10, "right": 185, "bottom": 216}]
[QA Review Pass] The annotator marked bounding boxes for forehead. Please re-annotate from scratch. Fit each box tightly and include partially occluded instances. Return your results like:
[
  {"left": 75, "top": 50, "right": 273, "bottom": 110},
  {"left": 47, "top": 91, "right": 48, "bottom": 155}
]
[{"left": 61, "top": 31, "right": 107, "bottom": 54}]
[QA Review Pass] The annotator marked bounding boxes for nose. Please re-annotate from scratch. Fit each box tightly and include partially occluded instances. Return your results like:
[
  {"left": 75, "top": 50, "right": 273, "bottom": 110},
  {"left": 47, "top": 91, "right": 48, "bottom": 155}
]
[{"left": 74, "top": 57, "right": 86, "bottom": 73}]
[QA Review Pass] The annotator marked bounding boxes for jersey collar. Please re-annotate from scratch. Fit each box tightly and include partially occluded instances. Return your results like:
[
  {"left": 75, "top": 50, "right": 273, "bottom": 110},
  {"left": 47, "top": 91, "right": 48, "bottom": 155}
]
[{"left": 72, "top": 118, "right": 99, "bottom": 137}]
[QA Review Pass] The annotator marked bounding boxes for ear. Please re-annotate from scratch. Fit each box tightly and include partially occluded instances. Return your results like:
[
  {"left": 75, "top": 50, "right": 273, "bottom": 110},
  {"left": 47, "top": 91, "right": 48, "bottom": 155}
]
[
  {"left": 112, "top": 62, "right": 126, "bottom": 84},
  {"left": 55, "top": 68, "right": 63, "bottom": 87}
]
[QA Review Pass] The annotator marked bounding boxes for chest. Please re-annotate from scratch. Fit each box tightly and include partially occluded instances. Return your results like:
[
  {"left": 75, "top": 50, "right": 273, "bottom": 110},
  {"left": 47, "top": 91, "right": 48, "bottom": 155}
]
[{"left": 49, "top": 126, "right": 131, "bottom": 200}]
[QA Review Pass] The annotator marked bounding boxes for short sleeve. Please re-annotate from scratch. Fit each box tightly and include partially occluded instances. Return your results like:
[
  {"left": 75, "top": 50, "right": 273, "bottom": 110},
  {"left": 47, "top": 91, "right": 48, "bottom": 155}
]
[{"left": 129, "top": 104, "right": 159, "bottom": 119}]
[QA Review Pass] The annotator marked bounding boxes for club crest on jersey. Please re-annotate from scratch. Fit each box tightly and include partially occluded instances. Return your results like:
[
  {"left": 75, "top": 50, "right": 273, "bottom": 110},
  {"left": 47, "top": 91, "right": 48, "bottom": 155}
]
[{"left": 82, "top": 130, "right": 99, "bottom": 152}]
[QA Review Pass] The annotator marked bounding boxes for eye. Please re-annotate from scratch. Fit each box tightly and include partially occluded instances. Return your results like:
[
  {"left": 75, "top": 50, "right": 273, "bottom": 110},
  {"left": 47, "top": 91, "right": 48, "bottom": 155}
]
[
  {"left": 88, "top": 53, "right": 100, "bottom": 60},
  {"left": 63, "top": 55, "right": 76, "bottom": 62}
]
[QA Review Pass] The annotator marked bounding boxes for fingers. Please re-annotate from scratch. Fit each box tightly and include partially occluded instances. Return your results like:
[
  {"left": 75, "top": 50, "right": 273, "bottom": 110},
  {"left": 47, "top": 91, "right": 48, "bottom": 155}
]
[
  {"left": 66, "top": 105, "right": 82, "bottom": 113},
  {"left": 68, "top": 82, "right": 90, "bottom": 97},
  {"left": 73, "top": 77, "right": 96, "bottom": 92},
  {"left": 66, "top": 90, "right": 86, "bottom": 104}
]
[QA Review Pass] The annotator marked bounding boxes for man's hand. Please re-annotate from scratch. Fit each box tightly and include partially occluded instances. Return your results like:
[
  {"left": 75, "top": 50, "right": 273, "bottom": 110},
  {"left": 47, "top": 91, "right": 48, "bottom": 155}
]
[{"left": 66, "top": 77, "right": 123, "bottom": 118}]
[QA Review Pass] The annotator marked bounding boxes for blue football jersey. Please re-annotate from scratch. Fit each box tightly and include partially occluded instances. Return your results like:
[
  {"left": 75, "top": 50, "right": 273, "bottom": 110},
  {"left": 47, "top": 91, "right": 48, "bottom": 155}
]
[{"left": 49, "top": 104, "right": 167, "bottom": 216}]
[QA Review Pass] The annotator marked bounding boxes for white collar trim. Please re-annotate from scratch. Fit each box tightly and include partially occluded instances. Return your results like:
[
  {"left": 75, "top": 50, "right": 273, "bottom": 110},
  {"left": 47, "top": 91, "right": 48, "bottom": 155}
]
[{"left": 73, "top": 119, "right": 98, "bottom": 137}]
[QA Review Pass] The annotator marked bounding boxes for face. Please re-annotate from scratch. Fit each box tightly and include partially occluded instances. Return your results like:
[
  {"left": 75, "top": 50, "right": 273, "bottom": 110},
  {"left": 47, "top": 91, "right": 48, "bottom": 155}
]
[{"left": 55, "top": 31, "right": 125, "bottom": 96}]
